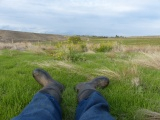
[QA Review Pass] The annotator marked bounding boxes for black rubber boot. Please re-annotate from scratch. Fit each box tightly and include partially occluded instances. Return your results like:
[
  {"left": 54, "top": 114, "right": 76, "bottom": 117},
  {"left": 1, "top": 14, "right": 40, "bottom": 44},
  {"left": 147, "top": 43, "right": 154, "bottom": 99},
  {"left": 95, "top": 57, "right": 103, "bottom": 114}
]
[
  {"left": 32, "top": 68, "right": 65, "bottom": 103},
  {"left": 75, "top": 76, "right": 109, "bottom": 102}
]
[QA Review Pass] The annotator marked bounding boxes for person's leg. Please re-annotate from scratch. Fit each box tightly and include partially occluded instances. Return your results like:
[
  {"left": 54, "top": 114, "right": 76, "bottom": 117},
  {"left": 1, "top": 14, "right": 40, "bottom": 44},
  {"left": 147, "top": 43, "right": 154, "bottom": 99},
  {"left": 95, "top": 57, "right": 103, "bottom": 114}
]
[
  {"left": 12, "top": 68, "right": 65, "bottom": 120},
  {"left": 75, "top": 77, "right": 115, "bottom": 120}
]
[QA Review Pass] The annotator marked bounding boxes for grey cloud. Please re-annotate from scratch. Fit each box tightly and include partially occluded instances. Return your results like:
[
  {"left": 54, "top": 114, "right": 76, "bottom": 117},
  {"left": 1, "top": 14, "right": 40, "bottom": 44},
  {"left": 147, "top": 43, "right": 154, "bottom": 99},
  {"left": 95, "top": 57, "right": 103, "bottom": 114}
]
[{"left": 0, "top": 0, "right": 160, "bottom": 36}]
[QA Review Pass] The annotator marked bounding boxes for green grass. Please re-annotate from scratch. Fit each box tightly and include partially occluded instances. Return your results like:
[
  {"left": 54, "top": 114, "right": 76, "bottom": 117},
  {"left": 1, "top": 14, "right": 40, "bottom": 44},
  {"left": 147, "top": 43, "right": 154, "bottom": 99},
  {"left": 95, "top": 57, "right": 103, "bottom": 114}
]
[
  {"left": 0, "top": 37, "right": 160, "bottom": 120},
  {"left": 89, "top": 37, "right": 160, "bottom": 45},
  {"left": 121, "top": 38, "right": 160, "bottom": 45}
]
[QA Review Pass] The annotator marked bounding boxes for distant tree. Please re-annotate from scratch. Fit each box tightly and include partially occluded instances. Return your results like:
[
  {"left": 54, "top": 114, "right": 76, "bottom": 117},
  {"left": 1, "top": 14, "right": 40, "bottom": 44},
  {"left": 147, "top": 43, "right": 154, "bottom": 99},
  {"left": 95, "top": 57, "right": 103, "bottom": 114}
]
[
  {"left": 68, "top": 36, "right": 82, "bottom": 44},
  {"left": 115, "top": 35, "right": 119, "bottom": 38}
]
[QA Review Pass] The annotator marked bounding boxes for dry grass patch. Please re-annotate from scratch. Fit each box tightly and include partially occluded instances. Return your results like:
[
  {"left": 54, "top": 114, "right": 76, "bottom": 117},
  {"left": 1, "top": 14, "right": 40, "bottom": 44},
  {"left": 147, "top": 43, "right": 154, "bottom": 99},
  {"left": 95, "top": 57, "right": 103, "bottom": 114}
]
[
  {"left": 32, "top": 61, "right": 56, "bottom": 68},
  {"left": 131, "top": 77, "right": 140, "bottom": 87},
  {"left": 56, "top": 61, "right": 74, "bottom": 69},
  {"left": 112, "top": 43, "right": 126, "bottom": 52},
  {"left": 0, "top": 42, "right": 15, "bottom": 50},
  {"left": 106, "top": 52, "right": 117, "bottom": 59},
  {"left": 86, "top": 43, "right": 100, "bottom": 52},
  {"left": 0, "top": 42, "right": 33, "bottom": 51},
  {"left": 0, "top": 42, "right": 54, "bottom": 54},
  {"left": 124, "top": 45, "right": 160, "bottom": 53},
  {"left": 95, "top": 68, "right": 120, "bottom": 79},
  {"left": 135, "top": 109, "right": 160, "bottom": 120},
  {"left": 85, "top": 50, "right": 95, "bottom": 54},
  {"left": 133, "top": 52, "right": 160, "bottom": 70},
  {"left": 121, "top": 64, "right": 138, "bottom": 78},
  {"left": 112, "top": 44, "right": 160, "bottom": 53},
  {"left": 31, "top": 60, "right": 75, "bottom": 70}
]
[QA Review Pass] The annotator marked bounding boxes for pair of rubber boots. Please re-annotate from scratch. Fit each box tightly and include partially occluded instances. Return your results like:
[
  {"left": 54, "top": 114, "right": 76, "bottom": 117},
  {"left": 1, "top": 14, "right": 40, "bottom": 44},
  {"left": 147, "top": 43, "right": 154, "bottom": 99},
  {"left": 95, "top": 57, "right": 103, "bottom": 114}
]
[{"left": 33, "top": 68, "right": 110, "bottom": 103}]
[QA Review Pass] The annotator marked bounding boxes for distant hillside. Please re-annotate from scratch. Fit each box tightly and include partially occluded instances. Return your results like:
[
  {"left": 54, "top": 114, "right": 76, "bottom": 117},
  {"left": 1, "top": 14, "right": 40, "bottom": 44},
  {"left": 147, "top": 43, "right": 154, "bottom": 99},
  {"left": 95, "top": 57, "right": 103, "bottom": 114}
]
[{"left": 0, "top": 30, "right": 67, "bottom": 42}]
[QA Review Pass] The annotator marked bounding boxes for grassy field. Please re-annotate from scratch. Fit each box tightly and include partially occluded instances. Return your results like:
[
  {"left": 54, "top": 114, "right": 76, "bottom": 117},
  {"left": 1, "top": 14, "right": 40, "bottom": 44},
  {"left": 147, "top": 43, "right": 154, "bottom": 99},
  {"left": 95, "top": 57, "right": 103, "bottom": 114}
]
[{"left": 0, "top": 37, "right": 160, "bottom": 120}]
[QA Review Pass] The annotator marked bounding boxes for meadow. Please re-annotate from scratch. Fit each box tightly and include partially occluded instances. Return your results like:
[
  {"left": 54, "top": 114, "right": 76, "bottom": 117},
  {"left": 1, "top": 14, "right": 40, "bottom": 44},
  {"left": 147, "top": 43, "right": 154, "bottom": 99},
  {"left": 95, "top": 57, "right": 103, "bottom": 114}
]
[{"left": 0, "top": 37, "right": 160, "bottom": 120}]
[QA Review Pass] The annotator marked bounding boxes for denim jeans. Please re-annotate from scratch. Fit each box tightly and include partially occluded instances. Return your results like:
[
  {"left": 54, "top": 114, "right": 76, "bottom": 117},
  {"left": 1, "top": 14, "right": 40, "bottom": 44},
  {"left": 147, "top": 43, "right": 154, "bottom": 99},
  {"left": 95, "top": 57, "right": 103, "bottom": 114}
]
[{"left": 12, "top": 91, "right": 114, "bottom": 120}]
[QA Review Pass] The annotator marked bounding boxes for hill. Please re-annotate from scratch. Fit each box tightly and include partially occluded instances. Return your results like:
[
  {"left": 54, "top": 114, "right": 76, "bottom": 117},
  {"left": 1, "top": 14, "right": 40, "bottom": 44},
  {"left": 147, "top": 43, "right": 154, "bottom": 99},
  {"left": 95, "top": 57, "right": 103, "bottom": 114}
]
[{"left": 0, "top": 30, "right": 67, "bottom": 42}]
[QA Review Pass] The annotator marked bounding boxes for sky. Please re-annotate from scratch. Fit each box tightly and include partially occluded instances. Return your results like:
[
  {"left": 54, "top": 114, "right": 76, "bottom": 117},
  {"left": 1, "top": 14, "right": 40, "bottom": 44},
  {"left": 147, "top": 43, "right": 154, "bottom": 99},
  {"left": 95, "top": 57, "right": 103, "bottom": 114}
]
[{"left": 0, "top": 0, "right": 160, "bottom": 36}]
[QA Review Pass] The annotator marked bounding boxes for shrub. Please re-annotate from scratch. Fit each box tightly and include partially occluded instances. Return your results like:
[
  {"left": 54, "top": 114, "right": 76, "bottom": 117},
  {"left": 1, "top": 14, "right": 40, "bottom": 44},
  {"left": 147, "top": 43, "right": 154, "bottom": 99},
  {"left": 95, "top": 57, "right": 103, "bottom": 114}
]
[
  {"left": 66, "top": 47, "right": 86, "bottom": 62},
  {"left": 46, "top": 41, "right": 86, "bottom": 62},
  {"left": 67, "top": 50, "right": 85, "bottom": 62},
  {"left": 51, "top": 51, "right": 66, "bottom": 60},
  {"left": 95, "top": 43, "right": 113, "bottom": 52},
  {"left": 68, "top": 36, "right": 82, "bottom": 44},
  {"left": 80, "top": 44, "right": 87, "bottom": 52},
  {"left": 50, "top": 46, "right": 86, "bottom": 62}
]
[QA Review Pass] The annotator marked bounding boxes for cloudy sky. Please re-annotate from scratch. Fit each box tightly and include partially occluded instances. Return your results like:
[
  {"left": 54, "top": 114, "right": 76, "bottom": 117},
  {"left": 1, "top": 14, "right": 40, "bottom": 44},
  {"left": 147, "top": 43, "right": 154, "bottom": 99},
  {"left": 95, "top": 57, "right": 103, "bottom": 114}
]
[{"left": 0, "top": 0, "right": 160, "bottom": 36}]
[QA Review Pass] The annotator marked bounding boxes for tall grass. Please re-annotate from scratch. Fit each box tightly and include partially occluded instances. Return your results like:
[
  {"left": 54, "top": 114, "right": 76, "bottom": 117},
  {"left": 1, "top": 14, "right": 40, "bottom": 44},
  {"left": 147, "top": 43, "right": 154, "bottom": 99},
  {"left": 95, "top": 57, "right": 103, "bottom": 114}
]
[{"left": 133, "top": 52, "right": 160, "bottom": 70}]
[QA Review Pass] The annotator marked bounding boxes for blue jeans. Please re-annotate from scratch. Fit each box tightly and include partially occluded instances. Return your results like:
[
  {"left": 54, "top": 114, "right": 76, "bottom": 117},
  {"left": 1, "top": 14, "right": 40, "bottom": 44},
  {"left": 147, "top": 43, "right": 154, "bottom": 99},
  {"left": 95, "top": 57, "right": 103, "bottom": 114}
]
[{"left": 12, "top": 91, "right": 114, "bottom": 120}]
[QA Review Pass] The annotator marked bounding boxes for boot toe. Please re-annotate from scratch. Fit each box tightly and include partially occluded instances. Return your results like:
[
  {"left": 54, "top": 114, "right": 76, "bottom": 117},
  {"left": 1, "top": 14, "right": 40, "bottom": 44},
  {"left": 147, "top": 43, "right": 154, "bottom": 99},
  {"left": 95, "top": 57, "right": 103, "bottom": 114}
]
[{"left": 91, "top": 76, "right": 109, "bottom": 88}]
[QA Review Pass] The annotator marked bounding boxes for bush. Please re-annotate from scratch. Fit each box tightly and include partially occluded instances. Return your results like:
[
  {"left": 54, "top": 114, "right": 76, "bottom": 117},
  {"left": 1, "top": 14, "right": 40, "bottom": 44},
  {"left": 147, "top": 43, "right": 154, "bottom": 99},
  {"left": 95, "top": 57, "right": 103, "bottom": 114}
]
[
  {"left": 50, "top": 47, "right": 86, "bottom": 62},
  {"left": 67, "top": 49, "right": 85, "bottom": 62},
  {"left": 95, "top": 43, "right": 113, "bottom": 52},
  {"left": 68, "top": 36, "right": 82, "bottom": 44}
]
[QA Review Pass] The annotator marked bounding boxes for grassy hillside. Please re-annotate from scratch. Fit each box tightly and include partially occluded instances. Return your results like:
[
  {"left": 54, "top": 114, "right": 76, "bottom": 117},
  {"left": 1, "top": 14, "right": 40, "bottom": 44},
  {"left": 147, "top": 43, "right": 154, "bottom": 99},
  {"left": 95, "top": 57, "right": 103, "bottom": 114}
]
[
  {"left": 0, "top": 30, "right": 67, "bottom": 42},
  {"left": 0, "top": 37, "right": 160, "bottom": 120}
]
